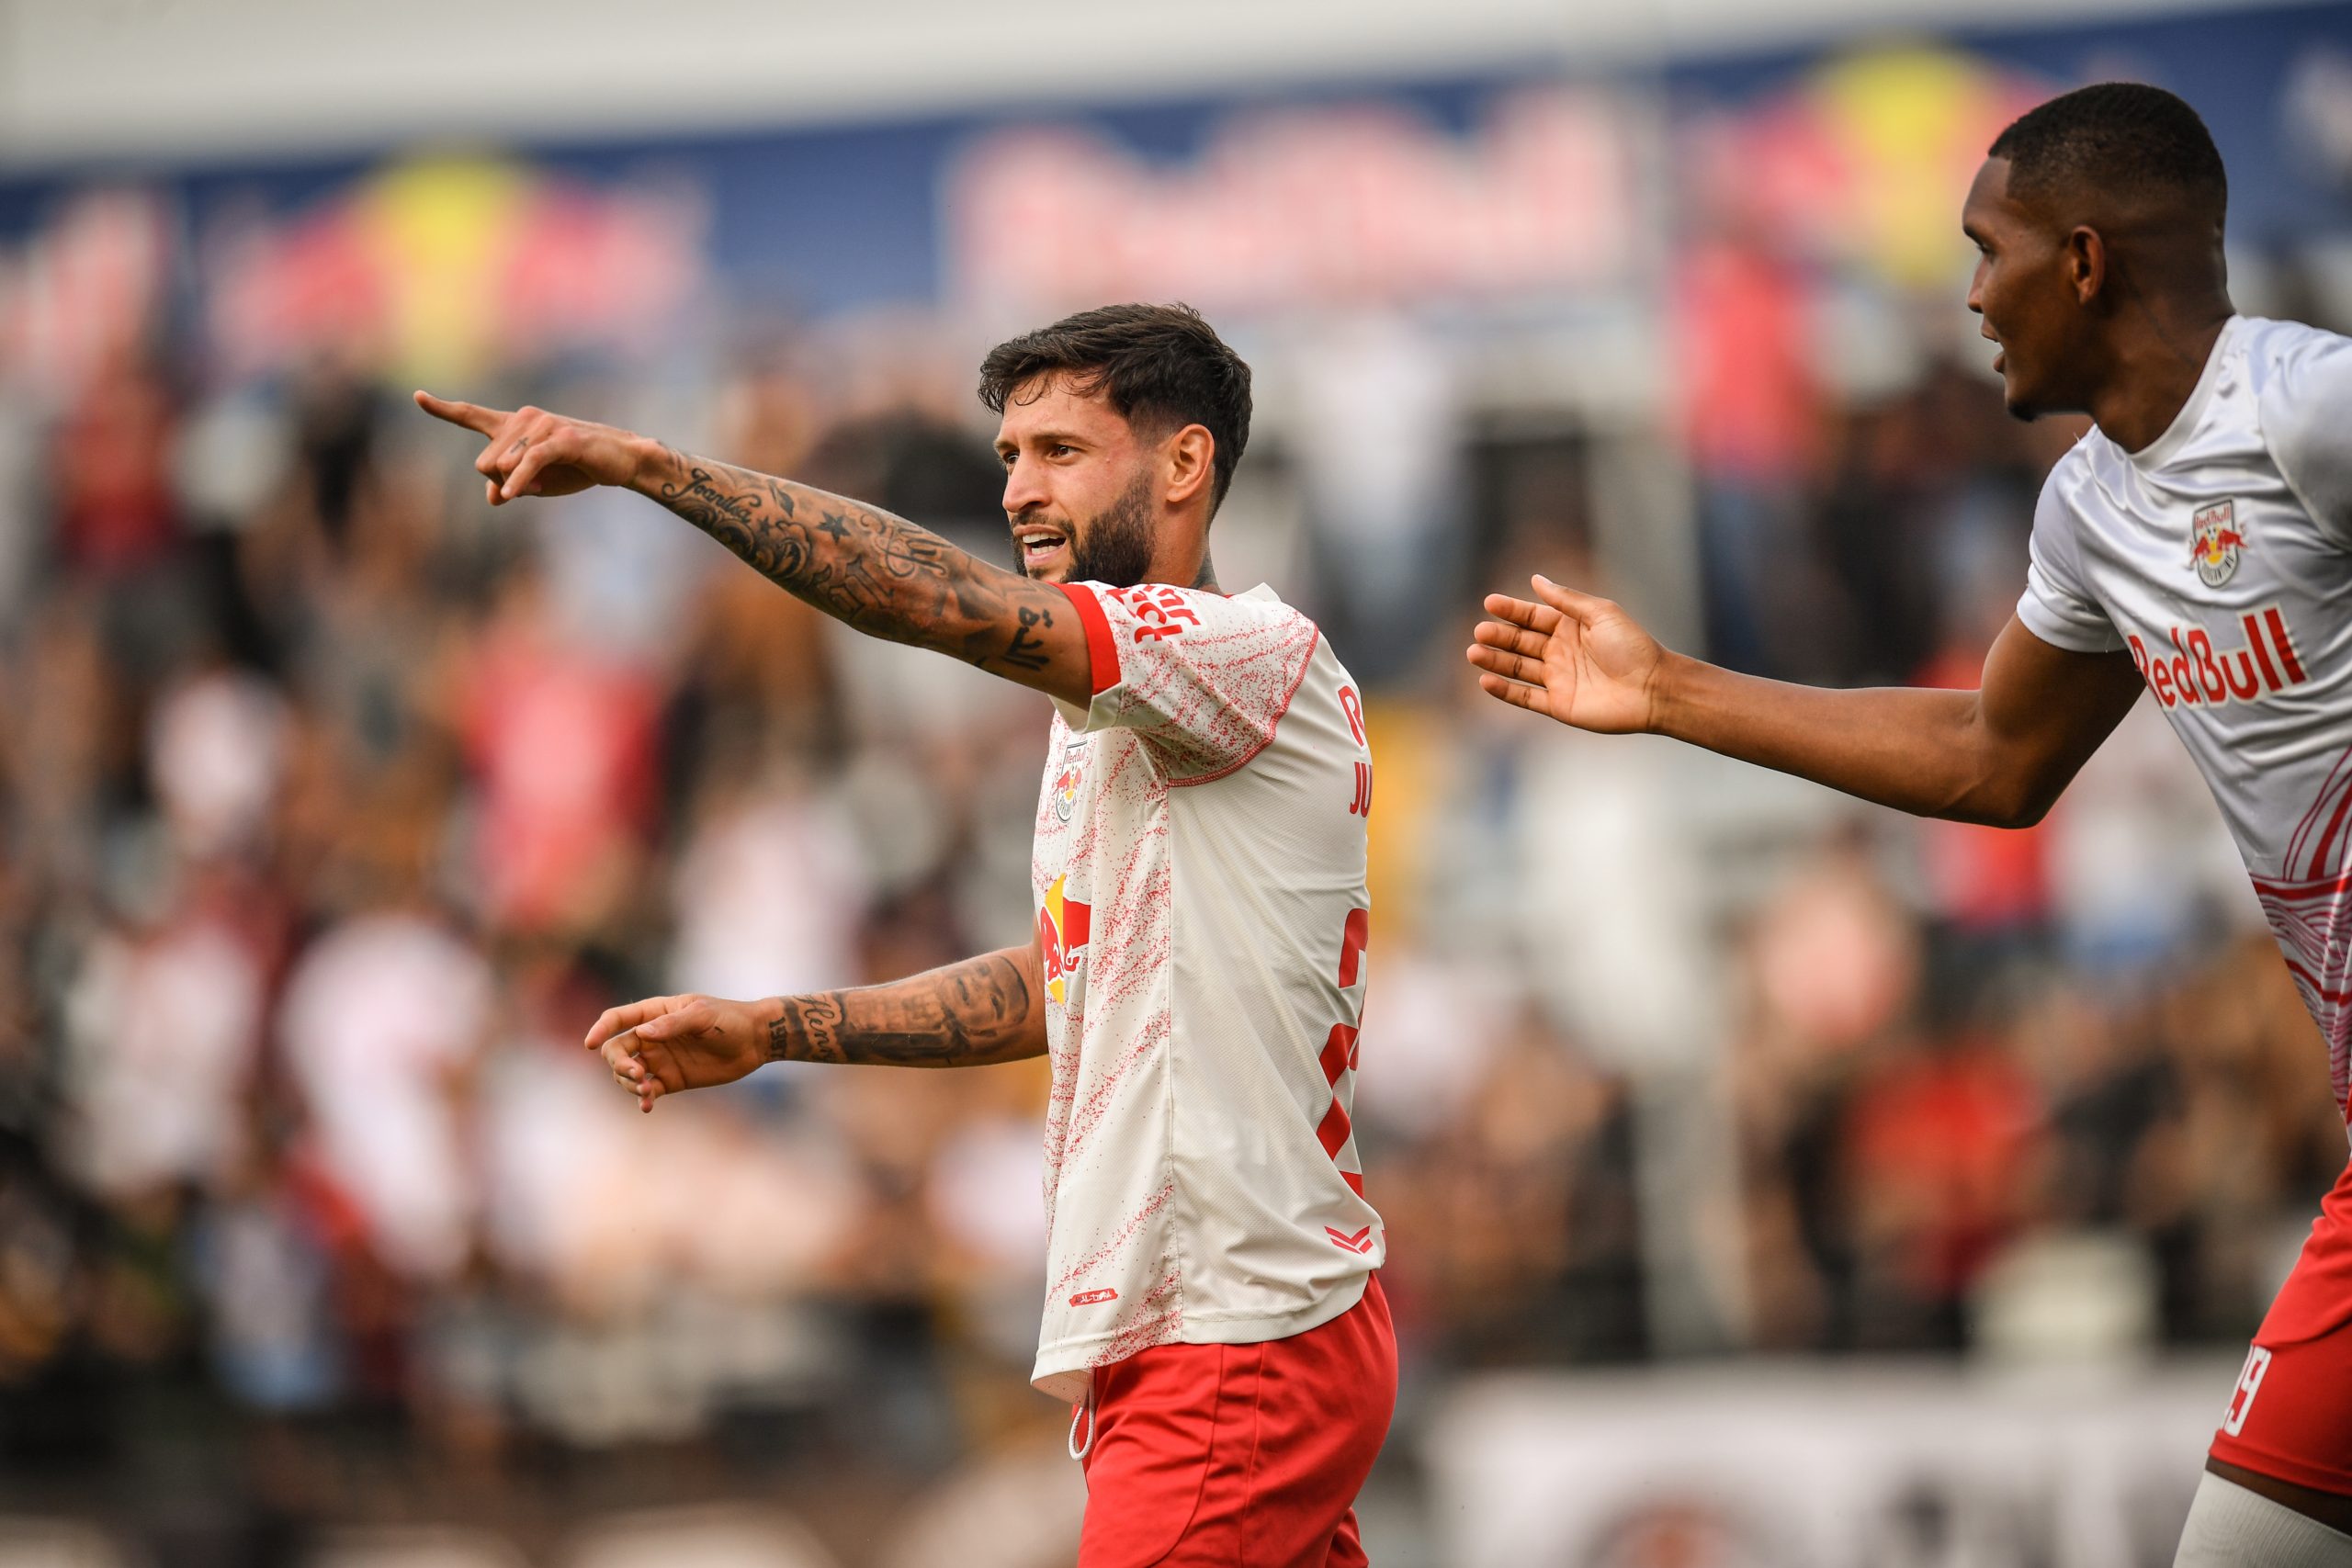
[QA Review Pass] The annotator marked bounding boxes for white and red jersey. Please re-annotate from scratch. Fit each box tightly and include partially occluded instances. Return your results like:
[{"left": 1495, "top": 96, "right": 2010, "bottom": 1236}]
[
  {"left": 1027, "top": 581, "right": 1380, "bottom": 1402},
  {"left": 2019, "top": 314, "right": 2352, "bottom": 1339}
]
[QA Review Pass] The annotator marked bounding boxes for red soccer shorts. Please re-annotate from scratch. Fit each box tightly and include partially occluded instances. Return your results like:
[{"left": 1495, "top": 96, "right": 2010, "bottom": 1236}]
[
  {"left": 1075, "top": 1275, "right": 1397, "bottom": 1568},
  {"left": 2210, "top": 1152, "right": 2352, "bottom": 1496}
]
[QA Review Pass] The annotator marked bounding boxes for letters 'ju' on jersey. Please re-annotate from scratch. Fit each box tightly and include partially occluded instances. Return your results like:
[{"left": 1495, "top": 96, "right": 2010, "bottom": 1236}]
[
  {"left": 1027, "top": 581, "right": 1380, "bottom": 1402},
  {"left": 2019, "top": 314, "right": 2352, "bottom": 1340}
]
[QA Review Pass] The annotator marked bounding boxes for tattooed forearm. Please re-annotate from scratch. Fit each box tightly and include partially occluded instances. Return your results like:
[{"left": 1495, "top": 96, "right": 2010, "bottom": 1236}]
[
  {"left": 769, "top": 993, "right": 846, "bottom": 1064},
  {"left": 636, "top": 444, "right": 1070, "bottom": 682},
  {"left": 1001, "top": 603, "right": 1054, "bottom": 672},
  {"left": 765, "top": 947, "right": 1044, "bottom": 1068}
]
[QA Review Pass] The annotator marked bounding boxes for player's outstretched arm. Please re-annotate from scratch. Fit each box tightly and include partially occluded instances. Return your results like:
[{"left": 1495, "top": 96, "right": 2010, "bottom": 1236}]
[
  {"left": 1468, "top": 575, "right": 2146, "bottom": 828},
  {"left": 414, "top": 391, "right": 1092, "bottom": 705},
  {"left": 584, "top": 944, "right": 1047, "bottom": 1112}
]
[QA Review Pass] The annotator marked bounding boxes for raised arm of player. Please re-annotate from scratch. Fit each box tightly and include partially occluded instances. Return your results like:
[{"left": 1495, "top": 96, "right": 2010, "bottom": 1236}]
[
  {"left": 413, "top": 391, "right": 1092, "bottom": 705},
  {"left": 583, "top": 944, "right": 1046, "bottom": 1112},
  {"left": 1468, "top": 575, "right": 2147, "bottom": 828}
]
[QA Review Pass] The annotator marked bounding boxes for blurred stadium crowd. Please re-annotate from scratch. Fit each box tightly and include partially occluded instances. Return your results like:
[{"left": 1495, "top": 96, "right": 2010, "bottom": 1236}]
[
  {"left": 5, "top": 13, "right": 2352, "bottom": 1561},
  {"left": 1, "top": 278, "right": 2346, "bottom": 1562}
]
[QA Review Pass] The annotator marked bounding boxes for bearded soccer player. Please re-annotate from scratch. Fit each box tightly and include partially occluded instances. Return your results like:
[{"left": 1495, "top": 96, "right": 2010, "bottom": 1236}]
[
  {"left": 1471, "top": 85, "right": 2352, "bottom": 1564},
  {"left": 419, "top": 304, "right": 1393, "bottom": 1566}
]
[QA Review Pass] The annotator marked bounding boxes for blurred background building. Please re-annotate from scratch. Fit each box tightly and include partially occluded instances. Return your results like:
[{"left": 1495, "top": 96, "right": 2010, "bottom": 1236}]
[{"left": 4, "top": 1, "right": 2352, "bottom": 1563}]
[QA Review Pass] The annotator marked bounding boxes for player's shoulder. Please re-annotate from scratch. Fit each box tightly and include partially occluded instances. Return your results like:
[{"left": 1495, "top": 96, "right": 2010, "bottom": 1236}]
[
  {"left": 1092, "top": 581, "right": 1318, "bottom": 635},
  {"left": 2233, "top": 316, "right": 2352, "bottom": 521},
  {"left": 2233, "top": 315, "right": 2347, "bottom": 407},
  {"left": 2236, "top": 311, "right": 2348, "bottom": 364},
  {"left": 2232, "top": 314, "right": 2352, "bottom": 406},
  {"left": 1219, "top": 582, "right": 1318, "bottom": 633},
  {"left": 2035, "top": 423, "right": 2106, "bottom": 513}
]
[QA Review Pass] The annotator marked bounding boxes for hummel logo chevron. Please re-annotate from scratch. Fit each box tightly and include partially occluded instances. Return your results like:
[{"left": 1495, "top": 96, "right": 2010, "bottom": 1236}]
[{"left": 1324, "top": 1224, "right": 1375, "bottom": 1254}]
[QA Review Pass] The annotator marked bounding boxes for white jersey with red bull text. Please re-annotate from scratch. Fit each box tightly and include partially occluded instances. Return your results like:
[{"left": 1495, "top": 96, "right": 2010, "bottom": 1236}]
[
  {"left": 1026, "top": 580, "right": 1380, "bottom": 1402},
  {"left": 2018, "top": 313, "right": 2352, "bottom": 1339}
]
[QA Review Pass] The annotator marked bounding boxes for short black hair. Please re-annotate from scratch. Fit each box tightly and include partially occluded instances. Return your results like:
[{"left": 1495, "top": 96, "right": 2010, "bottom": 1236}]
[
  {"left": 978, "top": 303, "right": 1252, "bottom": 513},
  {"left": 1989, "top": 82, "right": 2226, "bottom": 220}
]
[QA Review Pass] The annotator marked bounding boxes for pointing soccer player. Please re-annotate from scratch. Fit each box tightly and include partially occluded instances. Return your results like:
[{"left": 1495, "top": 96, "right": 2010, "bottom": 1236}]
[
  {"left": 420, "top": 304, "right": 1395, "bottom": 1567},
  {"left": 1471, "top": 85, "right": 2352, "bottom": 1564}
]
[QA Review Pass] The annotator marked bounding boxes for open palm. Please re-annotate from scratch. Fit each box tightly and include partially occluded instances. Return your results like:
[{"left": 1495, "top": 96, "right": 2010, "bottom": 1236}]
[{"left": 1466, "top": 575, "right": 1665, "bottom": 735}]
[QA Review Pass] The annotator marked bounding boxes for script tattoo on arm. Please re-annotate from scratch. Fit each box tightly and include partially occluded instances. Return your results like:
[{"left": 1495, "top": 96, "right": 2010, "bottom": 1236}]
[
  {"left": 636, "top": 444, "right": 1085, "bottom": 694},
  {"left": 765, "top": 947, "right": 1045, "bottom": 1068}
]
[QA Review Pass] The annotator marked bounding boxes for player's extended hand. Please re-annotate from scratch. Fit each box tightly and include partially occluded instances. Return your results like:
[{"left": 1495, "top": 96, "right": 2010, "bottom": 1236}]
[
  {"left": 584, "top": 994, "right": 769, "bottom": 1114},
  {"left": 414, "top": 390, "right": 651, "bottom": 507},
  {"left": 1466, "top": 575, "right": 1668, "bottom": 734}
]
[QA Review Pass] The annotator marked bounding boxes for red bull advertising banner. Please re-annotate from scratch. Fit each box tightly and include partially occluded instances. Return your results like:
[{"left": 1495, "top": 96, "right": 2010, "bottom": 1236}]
[{"left": 0, "top": 2, "right": 2347, "bottom": 389}]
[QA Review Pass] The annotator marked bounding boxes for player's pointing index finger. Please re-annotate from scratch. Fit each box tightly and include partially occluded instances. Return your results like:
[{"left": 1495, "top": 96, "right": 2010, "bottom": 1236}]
[{"left": 413, "top": 389, "right": 510, "bottom": 436}]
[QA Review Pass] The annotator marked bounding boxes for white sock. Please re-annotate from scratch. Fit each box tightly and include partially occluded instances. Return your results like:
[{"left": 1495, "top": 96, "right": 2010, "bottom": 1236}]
[{"left": 2174, "top": 1472, "right": 2352, "bottom": 1567}]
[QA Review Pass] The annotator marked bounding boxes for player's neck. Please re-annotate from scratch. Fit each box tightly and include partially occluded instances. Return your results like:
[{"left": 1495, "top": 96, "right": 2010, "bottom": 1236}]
[
  {"left": 2088, "top": 299, "right": 2233, "bottom": 454},
  {"left": 1143, "top": 528, "right": 1216, "bottom": 592}
]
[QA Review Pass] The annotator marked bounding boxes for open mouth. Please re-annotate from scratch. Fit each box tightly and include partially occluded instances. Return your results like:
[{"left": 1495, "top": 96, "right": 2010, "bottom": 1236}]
[{"left": 1014, "top": 525, "right": 1071, "bottom": 575}]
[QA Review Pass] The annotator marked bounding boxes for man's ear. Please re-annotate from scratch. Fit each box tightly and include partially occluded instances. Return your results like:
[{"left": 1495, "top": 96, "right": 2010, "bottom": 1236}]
[
  {"left": 2068, "top": 224, "right": 2109, "bottom": 305},
  {"left": 1164, "top": 423, "right": 1216, "bottom": 509}
]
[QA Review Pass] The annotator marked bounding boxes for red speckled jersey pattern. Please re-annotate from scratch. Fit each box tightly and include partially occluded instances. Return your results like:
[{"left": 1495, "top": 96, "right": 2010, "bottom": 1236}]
[{"left": 1025, "top": 582, "right": 1381, "bottom": 1401}]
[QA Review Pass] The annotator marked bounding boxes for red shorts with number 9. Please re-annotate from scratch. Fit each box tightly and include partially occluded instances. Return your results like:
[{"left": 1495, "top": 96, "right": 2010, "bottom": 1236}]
[
  {"left": 1076, "top": 1276, "right": 1397, "bottom": 1568},
  {"left": 2210, "top": 1154, "right": 2352, "bottom": 1496}
]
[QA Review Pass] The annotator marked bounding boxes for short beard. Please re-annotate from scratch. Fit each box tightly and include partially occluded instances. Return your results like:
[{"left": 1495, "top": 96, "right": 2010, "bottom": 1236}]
[{"left": 1018, "top": 469, "right": 1157, "bottom": 589}]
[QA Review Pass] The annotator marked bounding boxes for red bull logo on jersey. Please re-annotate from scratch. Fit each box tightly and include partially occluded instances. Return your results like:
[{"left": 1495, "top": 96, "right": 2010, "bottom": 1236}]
[
  {"left": 2189, "top": 500, "right": 2246, "bottom": 588},
  {"left": 2126, "top": 604, "right": 2310, "bottom": 713},
  {"left": 1038, "top": 874, "right": 1092, "bottom": 1008},
  {"left": 1052, "top": 740, "right": 1087, "bottom": 823}
]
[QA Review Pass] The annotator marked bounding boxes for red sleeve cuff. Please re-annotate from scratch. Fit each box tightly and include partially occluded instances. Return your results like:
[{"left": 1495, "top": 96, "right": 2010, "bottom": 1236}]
[{"left": 1056, "top": 582, "right": 1120, "bottom": 697}]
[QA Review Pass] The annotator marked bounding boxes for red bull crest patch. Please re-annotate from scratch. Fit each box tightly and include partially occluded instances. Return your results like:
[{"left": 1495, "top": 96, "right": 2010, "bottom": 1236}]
[
  {"left": 1052, "top": 736, "right": 1087, "bottom": 823},
  {"left": 2189, "top": 500, "right": 2245, "bottom": 588}
]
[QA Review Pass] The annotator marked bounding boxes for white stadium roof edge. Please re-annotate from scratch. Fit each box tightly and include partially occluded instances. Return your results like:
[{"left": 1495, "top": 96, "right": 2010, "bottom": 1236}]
[{"left": 0, "top": 0, "right": 2328, "bottom": 170}]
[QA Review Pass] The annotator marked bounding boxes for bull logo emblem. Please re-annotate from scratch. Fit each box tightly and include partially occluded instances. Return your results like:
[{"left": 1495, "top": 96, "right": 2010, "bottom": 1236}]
[
  {"left": 2190, "top": 500, "right": 2245, "bottom": 588},
  {"left": 1038, "top": 874, "right": 1091, "bottom": 1008}
]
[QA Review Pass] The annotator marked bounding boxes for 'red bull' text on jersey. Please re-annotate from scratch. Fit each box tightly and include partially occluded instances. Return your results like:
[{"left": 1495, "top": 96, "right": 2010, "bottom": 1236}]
[{"left": 1027, "top": 581, "right": 1380, "bottom": 1402}]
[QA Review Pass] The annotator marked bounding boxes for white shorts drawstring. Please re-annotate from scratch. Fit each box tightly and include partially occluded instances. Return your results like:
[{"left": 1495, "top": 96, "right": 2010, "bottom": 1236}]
[{"left": 1068, "top": 1377, "right": 1098, "bottom": 1461}]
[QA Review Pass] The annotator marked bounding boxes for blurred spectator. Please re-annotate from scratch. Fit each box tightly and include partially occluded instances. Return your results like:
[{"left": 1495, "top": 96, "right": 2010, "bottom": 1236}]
[
  {"left": 1677, "top": 231, "right": 1823, "bottom": 677},
  {"left": 52, "top": 355, "right": 178, "bottom": 580},
  {"left": 667, "top": 765, "right": 869, "bottom": 1006},
  {"left": 277, "top": 908, "right": 493, "bottom": 1284},
  {"left": 458, "top": 566, "right": 662, "bottom": 936},
  {"left": 1290, "top": 311, "right": 1464, "bottom": 682}
]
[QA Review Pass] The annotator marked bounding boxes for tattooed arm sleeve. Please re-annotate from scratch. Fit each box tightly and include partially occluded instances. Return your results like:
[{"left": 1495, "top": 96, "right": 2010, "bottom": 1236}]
[
  {"left": 765, "top": 944, "right": 1047, "bottom": 1068},
  {"left": 632, "top": 445, "right": 1094, "bottom": 705}
]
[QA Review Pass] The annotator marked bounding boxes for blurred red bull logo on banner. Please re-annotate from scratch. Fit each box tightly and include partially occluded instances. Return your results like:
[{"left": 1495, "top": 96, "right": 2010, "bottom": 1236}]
[
  {"left": 948, "top": 89, "right": 1638, "bottom": 313},
  {"left": 0, "top": 188, "right": 172, "bottom": 392},
  {"left": 1685, "top": 47, "right": 2047, "bottom": 288},
  {"left": 204, "top": 157, "right": 706, "bottom": 380}
]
